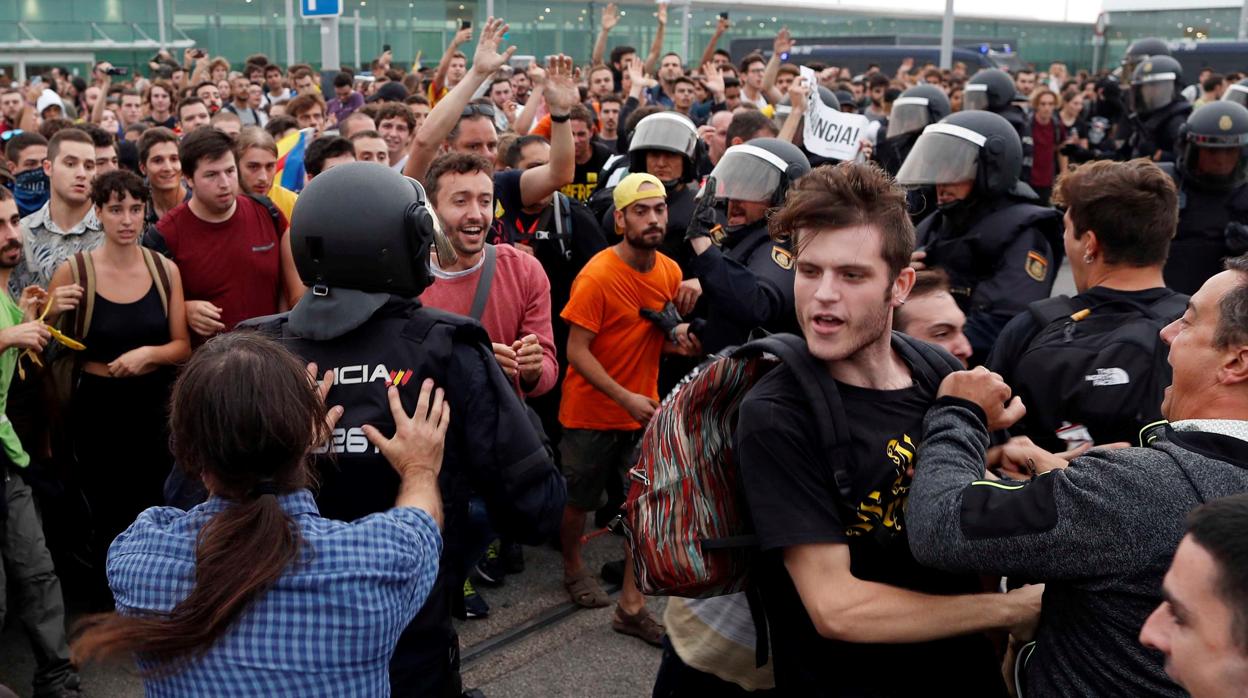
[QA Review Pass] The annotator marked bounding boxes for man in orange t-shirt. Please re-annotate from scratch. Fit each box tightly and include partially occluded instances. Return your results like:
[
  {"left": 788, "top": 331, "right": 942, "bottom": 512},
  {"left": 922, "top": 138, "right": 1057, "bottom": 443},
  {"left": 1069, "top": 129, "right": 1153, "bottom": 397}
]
[{"left": 557, "top": 173, "right": 699, "bottom": 645}]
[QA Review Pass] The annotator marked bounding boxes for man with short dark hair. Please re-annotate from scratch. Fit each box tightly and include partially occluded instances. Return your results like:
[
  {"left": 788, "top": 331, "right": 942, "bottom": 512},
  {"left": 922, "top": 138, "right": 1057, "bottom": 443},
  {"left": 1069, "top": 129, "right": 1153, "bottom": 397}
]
[
  {"left": 350, "top": 129, "right": 390, "bottom": 167},
  {"left": 326, "top": 71, "right": 364, "bottom": 125},
  {"left": 224, "top": 74, "right": 267, "bottom": 127},
  {"left": 1015, "top": 67, "right": 1037, "bottom": 97},
  {"left": 118, "top": 89, "right": 144, "bottom": 128},
  {"left": 739, "top": 53, "right": 769, "bottom": 108},
  {"left": 144, "top": 128, "right": 297, "bottom": 340},
  {"left": 194, "top": 81, "right": 223, "bottom": 114},
  {"left": 598, "top": 94, "right": 623, "bottom": 153},
  {"left": 486, "top": 77, "right": 515, "bottom": 133},
  {"left": 286, "top": 93, "right": 326, "bottom": 136},
  {"left": 1141, "top": 493, "right": 1248, "bottom": 698},
  {"left": 561, "top": 104, "right": 611, "bottom": 203},
  {"left": 305, "top": 135, "right": 355, "bottom": 179},
  {"left": 893, "top": 269, "right": 972, "bottom": 366},
  {"left": 726, "top": 110, "right": 779, "bottom": 147},
  {"left": 78, "top": 122, "right": 118, "bottom": 175},
  {"left": 177, "top": 96, "right": 212, "bottom": 134},
  {"left": 374, "top": 102, "right": 417, "bottom": 171},
  {"left": 738, "top": 162, "right": 1034, "bottom": 696},
  {"left": 10, "top": 128, "right": 100, "bottom": 295}
]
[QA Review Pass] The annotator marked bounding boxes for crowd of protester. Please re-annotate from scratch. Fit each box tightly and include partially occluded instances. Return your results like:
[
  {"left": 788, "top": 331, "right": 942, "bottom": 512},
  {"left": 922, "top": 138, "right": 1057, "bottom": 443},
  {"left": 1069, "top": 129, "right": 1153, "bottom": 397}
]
[{"left": 0, "top": 5, "right": 1247, "bottom": 697}]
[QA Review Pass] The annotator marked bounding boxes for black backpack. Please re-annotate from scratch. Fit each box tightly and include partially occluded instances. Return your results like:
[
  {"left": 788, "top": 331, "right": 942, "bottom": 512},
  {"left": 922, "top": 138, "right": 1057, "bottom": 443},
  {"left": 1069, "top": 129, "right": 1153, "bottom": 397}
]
[{"left": 1010, "top": 292, "right": 1188, "bottom": 451}]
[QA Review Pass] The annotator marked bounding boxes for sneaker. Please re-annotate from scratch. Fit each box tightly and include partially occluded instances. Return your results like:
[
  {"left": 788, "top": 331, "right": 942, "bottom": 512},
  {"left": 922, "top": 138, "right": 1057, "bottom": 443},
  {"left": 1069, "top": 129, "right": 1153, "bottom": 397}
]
[
  {"left": 461, "top": 579, "right": 490, "bottom": 619},
  {"left": 501, "top": 540, "right": 525, "bottom": 574},
  {"left": 473, "top": 540, "right": 507, "bottom": 587}
]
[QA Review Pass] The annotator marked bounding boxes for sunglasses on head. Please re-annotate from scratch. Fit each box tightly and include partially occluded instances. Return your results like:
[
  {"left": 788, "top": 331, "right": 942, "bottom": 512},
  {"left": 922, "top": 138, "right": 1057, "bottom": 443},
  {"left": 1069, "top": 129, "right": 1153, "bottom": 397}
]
[
  {"left": 1, "top": 129, "right": 23, "bottom": 141},
  {"left": 461, "top": 103, "right": 496, "bottom": 119}
]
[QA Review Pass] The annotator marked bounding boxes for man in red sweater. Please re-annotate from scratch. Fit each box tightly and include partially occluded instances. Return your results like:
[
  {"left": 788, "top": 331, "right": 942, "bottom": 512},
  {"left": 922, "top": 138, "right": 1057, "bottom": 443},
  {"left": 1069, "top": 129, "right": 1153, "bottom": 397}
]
[{"left": 419, "top": 151, "right": 558, "bottom": 619}]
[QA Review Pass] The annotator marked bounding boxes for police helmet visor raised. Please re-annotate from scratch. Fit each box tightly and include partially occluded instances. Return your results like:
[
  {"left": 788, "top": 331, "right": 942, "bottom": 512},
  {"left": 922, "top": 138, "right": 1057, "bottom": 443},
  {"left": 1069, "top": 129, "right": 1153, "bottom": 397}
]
[
  {"left": 887, "top": 97, "right": 932, "bottom": 140},
  {"left": 1223, "top": 84, "right": 1248, "bottom": 107},
  {"left": 963, "top": 83, "right": 990, "bottom": 112},
  {"left": 628, "top": 112, "right": 699, "bottom": 159},
  {"left": 705, "top": 144, "right": 786, "bottom": 203},
  {"left": 895, "top": 123, "right": 983, "bottom": 187}
]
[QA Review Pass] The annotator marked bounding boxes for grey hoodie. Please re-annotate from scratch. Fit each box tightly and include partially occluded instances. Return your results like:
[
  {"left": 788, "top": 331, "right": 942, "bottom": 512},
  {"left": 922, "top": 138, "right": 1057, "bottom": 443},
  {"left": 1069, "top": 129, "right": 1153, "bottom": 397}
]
[{"left": 908, "top": 397, "right": 1248, "bottom": 698}]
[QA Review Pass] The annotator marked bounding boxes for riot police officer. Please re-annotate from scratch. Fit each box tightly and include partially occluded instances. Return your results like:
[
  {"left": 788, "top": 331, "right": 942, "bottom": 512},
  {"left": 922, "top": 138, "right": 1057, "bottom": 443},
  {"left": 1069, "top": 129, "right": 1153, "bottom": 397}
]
[
  {"left": 1121, "top": 37, "right": 1172, "bottom": 96},
  {"left": 1127, "top": 55, "right": 1192, "bottom": 162},
  {"left": 250, "top": 163, "right": 566, "bottom": 696},
  {"left": 876, "top": 83, "right": 951, "bottom": 224},
  {"left": 677, "top": 138, "right": 810, "bottom": 353},
  {"left": 598, "top": 112, "right": 702, "bottom": 273},
  {"left": 1164, "top": 100, "right": 1248, "bottom": 294},
  {"left": 897, "top": 110, "right": 1063, "bottom": 361},
  {"left": 964, "top": 68, "right": 1032, "bottom": 182}
]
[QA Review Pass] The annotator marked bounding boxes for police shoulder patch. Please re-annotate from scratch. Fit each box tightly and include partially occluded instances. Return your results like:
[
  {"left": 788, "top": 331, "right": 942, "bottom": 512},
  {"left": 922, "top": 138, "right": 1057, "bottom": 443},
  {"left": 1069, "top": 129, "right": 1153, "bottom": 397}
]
[
  {"left": 771, "top": 246, "right": 794, "bottom": 270},
  {"left": 1025, "top": 250, "right": 1049, "bottom": 282}
]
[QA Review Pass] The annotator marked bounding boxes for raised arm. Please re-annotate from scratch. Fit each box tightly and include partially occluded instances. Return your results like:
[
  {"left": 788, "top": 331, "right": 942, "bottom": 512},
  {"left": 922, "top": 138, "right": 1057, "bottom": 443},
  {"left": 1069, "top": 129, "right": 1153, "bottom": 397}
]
[
  {"left": 89, "top": 65, "right": 112, "bottom": 125},
  {"left": 519, "top": 55, "right": 577, "bottom": 207},
  {"left": 642, "top": 4, "right": 667, "bottom": 76},
  {"left": 432, "top": 25, "right": 474, "bottom": 98},
  {"left": 512, "top": 61, "right": 547, "bottom": 136},
  {"left": 697, "top": 16, "right": 730, "bottom": 72},
  {"left": 778, "top": 78, "right": 808, "bottom": 145},
  {"left": 591, "top": 2, "right": 619, "bottom": 69},
  {"left": 404, "top": 17, "right": 516, "bottom": 182},
  {"left": 762, "top": 27, "right": 794, "bottom": 104}
]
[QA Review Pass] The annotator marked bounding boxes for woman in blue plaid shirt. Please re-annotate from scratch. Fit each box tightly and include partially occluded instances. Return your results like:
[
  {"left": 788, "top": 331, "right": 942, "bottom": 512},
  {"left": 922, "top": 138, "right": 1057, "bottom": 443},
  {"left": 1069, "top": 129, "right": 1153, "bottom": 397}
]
[{"left": 68, "top": 332, "right": 449, "bottom": 697}]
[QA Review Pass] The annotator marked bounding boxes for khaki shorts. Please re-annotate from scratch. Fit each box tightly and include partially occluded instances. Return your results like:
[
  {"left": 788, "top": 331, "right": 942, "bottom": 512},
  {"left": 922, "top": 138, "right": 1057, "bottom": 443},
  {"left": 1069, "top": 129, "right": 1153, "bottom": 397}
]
[{"left": 558, "top": 428, "right": 641, "bottom": 511}]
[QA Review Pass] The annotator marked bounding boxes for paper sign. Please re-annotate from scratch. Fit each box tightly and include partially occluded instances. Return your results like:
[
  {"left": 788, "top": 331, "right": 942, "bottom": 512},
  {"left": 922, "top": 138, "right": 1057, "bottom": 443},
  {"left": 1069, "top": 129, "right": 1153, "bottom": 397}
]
[{"left": 798, "top": 66, "right": 870, "bottom": 161}]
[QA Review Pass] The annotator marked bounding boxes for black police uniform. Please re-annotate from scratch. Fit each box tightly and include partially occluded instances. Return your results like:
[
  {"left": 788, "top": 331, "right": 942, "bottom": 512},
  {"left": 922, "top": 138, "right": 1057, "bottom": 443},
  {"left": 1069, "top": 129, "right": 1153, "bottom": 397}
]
[
  {"left": 1128, "top": 99, "right": 1192, "bottom": 161},
  {"left": 916, "top": 197, "right": 1063, "bottom": 359},
  {"left": 260, "top": 299, "right": 565, "bottom": 695},
  {"left": 688, "top": 219, "right": 798, "bottom": 353},
  {"left": 1168, "top": 178, "right": 1248, "bottom": 294}
]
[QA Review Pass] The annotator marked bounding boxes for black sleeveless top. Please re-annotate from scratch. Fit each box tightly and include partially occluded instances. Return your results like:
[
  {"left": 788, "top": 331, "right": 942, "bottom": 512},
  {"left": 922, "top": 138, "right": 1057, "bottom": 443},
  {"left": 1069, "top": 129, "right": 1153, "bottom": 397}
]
[{"left": 81, "top": 282, "right": 170, "bottom": 363}]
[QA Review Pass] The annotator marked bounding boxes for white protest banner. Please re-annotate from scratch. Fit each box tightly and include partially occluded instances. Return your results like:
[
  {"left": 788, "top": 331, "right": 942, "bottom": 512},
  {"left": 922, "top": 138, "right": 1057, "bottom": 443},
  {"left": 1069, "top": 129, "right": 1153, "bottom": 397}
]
[{"left": 798, "top": 65, "right": 870, "bottom": 161}]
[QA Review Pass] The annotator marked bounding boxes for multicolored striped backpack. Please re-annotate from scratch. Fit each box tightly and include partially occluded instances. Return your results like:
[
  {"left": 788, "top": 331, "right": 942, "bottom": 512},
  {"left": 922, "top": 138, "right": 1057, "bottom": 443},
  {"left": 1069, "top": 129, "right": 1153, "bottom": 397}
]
[{"left": 623, "top": 332, "right": 961, "bottom": 598}]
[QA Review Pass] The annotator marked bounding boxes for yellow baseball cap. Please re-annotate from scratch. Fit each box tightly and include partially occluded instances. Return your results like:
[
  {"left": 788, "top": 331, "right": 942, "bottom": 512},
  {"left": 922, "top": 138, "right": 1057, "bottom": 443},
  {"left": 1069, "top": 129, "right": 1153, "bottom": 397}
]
[{"left": 613, "top": 173, "right": 667, "bottom": 212}]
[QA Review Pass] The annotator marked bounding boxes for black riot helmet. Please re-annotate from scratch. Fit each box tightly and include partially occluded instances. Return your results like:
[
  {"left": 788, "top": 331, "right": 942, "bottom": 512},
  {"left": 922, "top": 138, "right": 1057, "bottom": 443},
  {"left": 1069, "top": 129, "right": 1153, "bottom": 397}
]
[
  {"left": 774, "top": 86, "right": 840, "bottom": 128},
  {"left": 887, "top": 84, "right": 952, "bottom": 141},
  {"left": 628, "top": 112, "right": 700, "bottom": 185},
  {"left": 833, "top": 89, "right": 857, "bottom": 113},
  {"left": 1122, "top": 37, "right": 1171, "bottom": 81},
  {"left": 1132, "top": 55, "right": 1184, "bottom": 114},
  {"left": 1178, "top": 100, "right": 1248, "bottom": 191},
  {"left": 290, "top": 162, "right": 454, "bottom": 297},
  {"left": 704, "top": 138, "right": 811, "bottom": 207},
  {"left": 1223, "top": 77, "right": 1248, "bottom": 107},
  {"left": 963, "top": 69, "right": 1019, "bottom": 113},
  {"left": 896, "top": 110, "right": 1022, "bottom": 197}
]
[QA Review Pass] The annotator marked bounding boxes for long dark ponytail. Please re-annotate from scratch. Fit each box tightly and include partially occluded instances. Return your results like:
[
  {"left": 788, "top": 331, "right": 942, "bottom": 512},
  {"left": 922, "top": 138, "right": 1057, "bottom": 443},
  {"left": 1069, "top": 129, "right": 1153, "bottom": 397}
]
[{"left": 71, "top": 332, "right": 329, "bottom": 673}]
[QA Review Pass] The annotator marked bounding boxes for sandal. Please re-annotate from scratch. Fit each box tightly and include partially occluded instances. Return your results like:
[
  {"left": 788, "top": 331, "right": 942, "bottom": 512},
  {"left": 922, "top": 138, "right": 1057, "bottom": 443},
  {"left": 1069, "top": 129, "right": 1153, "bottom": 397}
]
[
  {"left": 612, "top": 605, "right": 665, "bottom": 647},
  {"left": 564, "top": 568, "right": 610, "bottom": 608}
]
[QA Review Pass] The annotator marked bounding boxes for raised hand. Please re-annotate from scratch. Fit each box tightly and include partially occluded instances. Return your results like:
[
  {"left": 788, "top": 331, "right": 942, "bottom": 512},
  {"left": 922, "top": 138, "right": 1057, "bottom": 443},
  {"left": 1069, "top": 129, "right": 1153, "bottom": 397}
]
[
  {"left": 774, "top": 26, "right": 794, "bottom": 56},
  {"left": 701, "top": 62, "right": 725, "bottom": 97},
  {"left": 716, "top": 15, "right": 730, "bottom": 34},
  {"left": 543, "top": 55, "right": 579, "bottom": 114},
  {"left": 656, "top": 3, "right": 667, "bottom": 26},
  {"left": 601, "top": 2, "right": 619, "bottom": 31},
  {"left": 470, "top": 17, "right": 517, "bottom": 78}
]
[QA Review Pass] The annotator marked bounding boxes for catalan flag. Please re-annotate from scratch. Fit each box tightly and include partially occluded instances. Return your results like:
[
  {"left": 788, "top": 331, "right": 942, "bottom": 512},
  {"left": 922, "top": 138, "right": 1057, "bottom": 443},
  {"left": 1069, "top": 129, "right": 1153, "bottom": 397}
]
[{"left": 275, "top": 128, "right": 311, "bottom": 193}]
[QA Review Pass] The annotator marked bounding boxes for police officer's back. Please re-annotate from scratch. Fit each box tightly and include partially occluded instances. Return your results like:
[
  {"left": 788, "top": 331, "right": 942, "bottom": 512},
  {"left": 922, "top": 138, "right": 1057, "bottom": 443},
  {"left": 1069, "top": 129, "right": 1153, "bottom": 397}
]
[
  {"left": 683, "top": 139, "right": 810, "bottom": 353},
  {"left": 1164, "top": 100, "right": 1248, "bottom": 294},
  {"left": 252, "top": 163, "right": 566, "bottom": 695},
  {"left": 897, "top": 110, "right": 1064, "bottom": 361}
]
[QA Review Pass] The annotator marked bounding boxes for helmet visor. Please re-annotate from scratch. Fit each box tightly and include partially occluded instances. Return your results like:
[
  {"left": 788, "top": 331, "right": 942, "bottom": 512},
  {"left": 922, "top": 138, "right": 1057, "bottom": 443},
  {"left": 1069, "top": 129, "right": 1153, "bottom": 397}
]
[
  {"left": 963, "top": 84, "right": 990, "bottom": 112},
  {"left": 706, "top": 145, "right": 785, "bottom": 203},
  {"left": 887, "top": 98, "right": 931, "bottom": 140},
  {"left": 1183, "top": 143, "right": 1248, "bottom": 190},
  {"left": 1134, "top": 78, "right": 1175, "bottom": 112},
  {"left": 1224, "top": 84, "right": 1248, "bottom": 107},
  {"left": 629, "top": 112, "right": 699, "bottom": 159},
  {"left": 895, "top": 124, "right": 982, "bottom": 187}
]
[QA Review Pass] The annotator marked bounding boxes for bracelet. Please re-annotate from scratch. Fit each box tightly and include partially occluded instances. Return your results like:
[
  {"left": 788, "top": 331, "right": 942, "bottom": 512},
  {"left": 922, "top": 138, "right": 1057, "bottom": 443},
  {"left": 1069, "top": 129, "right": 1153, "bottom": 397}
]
[{"left": 549, "top": 112, "right": 570, "bottom": 123}]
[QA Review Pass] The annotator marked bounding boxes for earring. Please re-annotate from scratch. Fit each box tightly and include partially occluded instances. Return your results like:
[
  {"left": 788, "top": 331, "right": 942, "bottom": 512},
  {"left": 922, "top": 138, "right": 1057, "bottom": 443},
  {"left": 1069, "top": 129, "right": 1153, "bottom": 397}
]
[{"left": 1083, "top": 254, "right": 1094, "bottom": 264}]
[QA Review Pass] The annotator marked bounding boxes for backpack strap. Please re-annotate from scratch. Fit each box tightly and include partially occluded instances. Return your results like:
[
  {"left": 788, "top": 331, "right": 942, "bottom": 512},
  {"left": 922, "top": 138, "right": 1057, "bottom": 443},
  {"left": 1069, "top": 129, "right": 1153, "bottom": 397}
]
[
  {"left": 140, "top": 247, "right": 172, "bottom": 317},
  {"left": 892, "top": 332, "right": 963, "bottom": 392},
  {"left": 69, "top": 252, "right": 95, "bottom": 341},
  {"left": 1027, "top": 295, "right": 1078, "bottom": 328},
  {"left": 244, "top": 192, "right": 285, "bottom": 237},
  {"left": 469, "top": 244, "right": 498, "bottom": 321},
  {"left": 1145, "top": 290, "right": 1189, "bottom": 322}
]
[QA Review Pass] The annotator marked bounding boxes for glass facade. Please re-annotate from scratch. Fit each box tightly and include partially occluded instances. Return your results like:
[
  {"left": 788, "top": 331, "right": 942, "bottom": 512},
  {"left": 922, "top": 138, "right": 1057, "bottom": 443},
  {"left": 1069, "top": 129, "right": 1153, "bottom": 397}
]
[{"left": 0, "top": 0, "right": 1096, "bottom": 73}]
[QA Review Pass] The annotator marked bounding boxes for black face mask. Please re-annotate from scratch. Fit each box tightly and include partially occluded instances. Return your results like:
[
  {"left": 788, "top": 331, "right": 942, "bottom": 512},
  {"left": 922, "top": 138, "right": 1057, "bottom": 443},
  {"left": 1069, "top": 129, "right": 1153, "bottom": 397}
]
[{"left": 937, "top": 195, "right": 979, "bottom": 232}]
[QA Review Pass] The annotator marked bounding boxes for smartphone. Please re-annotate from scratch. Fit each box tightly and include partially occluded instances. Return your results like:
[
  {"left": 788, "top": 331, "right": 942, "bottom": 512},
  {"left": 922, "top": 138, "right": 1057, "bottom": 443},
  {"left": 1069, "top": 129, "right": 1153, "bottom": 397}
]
[
  {"left": 30, "top": 75, "right": 42, "bottom": 85},
  {"left": 720, "top": 11, "right": 729, "bottom": 19},
  {"left": 460, "top": 19, "right": 471, "bottom": 30},
  {"left": 509, "top": 55, "right": 537, "bottom": 70},
  {"left": 106, "top": 67, "right": 129, "bottom": 76},
  {"left": 383, "top": 43, "right": 391, "bottom": 53},
  {"left": 192, "top": 49, "right": 206, "bottom": 59}
]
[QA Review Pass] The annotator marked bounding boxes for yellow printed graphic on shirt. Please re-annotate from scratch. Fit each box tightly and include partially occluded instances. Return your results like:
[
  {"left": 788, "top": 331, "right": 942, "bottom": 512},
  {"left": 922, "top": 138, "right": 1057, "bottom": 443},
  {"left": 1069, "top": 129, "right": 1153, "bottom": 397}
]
[{"left": 846, "top": 433, "right": 916, "bottom": 541}]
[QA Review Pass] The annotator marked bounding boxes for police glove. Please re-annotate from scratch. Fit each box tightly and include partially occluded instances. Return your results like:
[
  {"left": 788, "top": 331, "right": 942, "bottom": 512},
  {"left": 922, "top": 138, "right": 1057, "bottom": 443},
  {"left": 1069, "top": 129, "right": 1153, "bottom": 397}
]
[
  {"left": 685, "top": 176, "right": 722, "bottom": 242},
  {"left": 1226, "top": 221, "right": 1248, "bottom": 256},
  {"left": 640, "top": 302, "right": 684, "bottom": 342}
]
